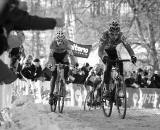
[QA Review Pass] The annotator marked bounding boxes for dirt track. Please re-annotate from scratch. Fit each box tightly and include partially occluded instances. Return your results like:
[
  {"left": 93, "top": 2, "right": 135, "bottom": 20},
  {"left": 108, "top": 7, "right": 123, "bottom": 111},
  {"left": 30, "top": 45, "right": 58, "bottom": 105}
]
[
  {"left": 6, "top": 102, "right": 160, "bottom": 130},
  {"left": 63, "top": 107, "right": 160, "bottom": 130}
]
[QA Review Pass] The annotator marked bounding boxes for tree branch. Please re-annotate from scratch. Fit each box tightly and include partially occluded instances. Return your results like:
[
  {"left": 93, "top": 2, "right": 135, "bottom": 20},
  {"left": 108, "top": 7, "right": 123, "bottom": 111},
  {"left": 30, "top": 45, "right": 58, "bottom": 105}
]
[{"left": 115, "top": 0, "right": 124, "bottom": 11}]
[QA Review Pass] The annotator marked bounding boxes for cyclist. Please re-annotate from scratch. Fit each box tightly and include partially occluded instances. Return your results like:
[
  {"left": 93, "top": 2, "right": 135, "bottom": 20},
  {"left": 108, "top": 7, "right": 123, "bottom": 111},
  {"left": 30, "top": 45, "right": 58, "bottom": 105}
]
[
  {"left": 85, "top": 64, "right": 103, "bottom": 105},
  {"left": 98, "top": 21, "right": 137, "bottom": 97},
  {"left": 48, "top": 31, "right": 76, "bottom": 105}
]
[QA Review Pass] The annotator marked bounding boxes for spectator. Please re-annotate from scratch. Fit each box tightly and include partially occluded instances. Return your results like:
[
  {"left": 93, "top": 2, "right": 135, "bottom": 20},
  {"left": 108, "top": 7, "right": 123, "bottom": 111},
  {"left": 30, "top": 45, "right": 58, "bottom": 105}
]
[
  {"left": 136, "top": 68, "right": 144, "bottom": 88},
  {"left": 9, "top": 45, "right": 25, "bottom": 72},
  {"left": 16, "top": 57, "right": 24, "bottom": 80},
  {"left": 72, "top": 63, "right": 80, "bottom": 75},
  {"left": 81, "top": 63, "right": 90, "bottom": 82},
  {"left": 149, "top": 70, "right": 160, "bottom": 88},
  {"left": 125, "top": 72, "right": 139, "bottom": 88},
  {"left": 41, "top": 67, "right": 52, "bottom": 81},
  {"left": 141, "top": 70, "right": 149, "bottom": 88},
  {"left": 21, "top": 55, "right": 34, "bottom": 80},
  {"left": 32, "top": 58, "right": 42, "bottom": 81},
  {"left": 21, "top": 57, "right": 43, "bottom": 82}
]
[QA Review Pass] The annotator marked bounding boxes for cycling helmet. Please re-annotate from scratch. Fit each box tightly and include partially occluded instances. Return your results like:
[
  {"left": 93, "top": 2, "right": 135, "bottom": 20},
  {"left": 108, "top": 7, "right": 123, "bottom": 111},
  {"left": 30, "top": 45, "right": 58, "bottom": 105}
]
[
  {"left": 56, "top": 31, "right": 65, "bottom": 40},
  {"left": 109, "top": 21, "right": 120, "bottom": 33}
]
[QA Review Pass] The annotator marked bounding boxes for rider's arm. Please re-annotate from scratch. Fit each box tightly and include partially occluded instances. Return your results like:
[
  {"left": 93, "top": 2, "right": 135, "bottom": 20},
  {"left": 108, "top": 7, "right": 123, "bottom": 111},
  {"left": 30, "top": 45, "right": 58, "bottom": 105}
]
[
  {"left": 66, "top": 40, "right": 76, "bottom": 66},
  {"left": 98, "top": 32, "right": 109, "bottom": 60},
  {"left": 121, "top": 34, "right": 135, "bottom": 57},
  {"left": 5, "top": 7, "right": 57, "bottom": 31},
  {"left": 98, "top": 43, "right": 105, "bottom": 60},
  {"left": 98, "top": 40, "right": 107, "bottom": 60},
  {"left": 48, "top": 41, "right": 55, "bottom": 64}
]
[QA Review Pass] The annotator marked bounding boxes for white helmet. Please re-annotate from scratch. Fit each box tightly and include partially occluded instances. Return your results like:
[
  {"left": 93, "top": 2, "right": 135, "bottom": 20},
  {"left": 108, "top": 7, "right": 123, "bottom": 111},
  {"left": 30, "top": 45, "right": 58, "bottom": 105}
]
[{"left": 56, "top": 31, "right": 65, "bottom": 40}]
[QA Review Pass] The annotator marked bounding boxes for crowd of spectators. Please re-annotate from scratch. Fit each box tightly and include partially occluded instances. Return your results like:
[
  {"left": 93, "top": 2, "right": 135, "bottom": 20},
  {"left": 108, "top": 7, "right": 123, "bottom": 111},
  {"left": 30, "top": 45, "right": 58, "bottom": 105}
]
[
  {"left": 9, "top": 47, "right": 160, "bottom": 89},
  {"left": 68, "top": 63, "right": 93, "bottom": 84},
  {"left": 9, "top": 46, "right": 43, "bottom": 82},
  {"left": 9, "top": 46, "right": 101, "bottom": 85},
  {"left": 125, "top": 68, "right": 160, "bottom": 89},
  {"left": 9, "top": 46, "right": 104, "bottom": 88}
]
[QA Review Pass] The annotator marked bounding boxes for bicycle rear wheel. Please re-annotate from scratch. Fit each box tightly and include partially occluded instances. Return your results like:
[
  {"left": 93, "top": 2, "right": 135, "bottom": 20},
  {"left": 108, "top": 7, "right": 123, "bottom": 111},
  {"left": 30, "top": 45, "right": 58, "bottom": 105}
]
[
  {"left": 101, "top": 83, "right": 113, "bottom": 117},
  {"left": 58, "top": 80, "right": 65, "bottom": 113},
  {"left": 116, "top": 78, "right": 127, "bottom": 119}
]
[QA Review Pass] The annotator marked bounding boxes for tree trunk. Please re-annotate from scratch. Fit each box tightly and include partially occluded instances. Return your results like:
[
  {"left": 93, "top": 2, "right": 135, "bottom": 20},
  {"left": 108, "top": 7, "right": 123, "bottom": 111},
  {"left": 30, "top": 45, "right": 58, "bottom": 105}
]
[
  {"left": 35, "top": 32, "right": 40, "bottom": 58},
  {"left": 148, "top": 23, "right": 159, "bottom": 71},
  {"left": 96, "top": 0, "right": 101, "bottom": 16}
]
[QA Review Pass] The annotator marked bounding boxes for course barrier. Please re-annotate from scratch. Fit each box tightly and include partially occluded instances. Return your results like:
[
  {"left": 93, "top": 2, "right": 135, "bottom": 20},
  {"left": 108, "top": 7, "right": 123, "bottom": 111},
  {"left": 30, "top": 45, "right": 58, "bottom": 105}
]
[
  {"left": 1, "top": 81, "right": 160, "bottom": 110},
  {"left": 65, "top": 84, "right": 160, "bottom": 109}
]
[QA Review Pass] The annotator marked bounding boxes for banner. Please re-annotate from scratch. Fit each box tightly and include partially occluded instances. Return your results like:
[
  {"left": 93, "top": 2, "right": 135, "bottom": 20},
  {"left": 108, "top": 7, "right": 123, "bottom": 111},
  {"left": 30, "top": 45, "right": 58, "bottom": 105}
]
[
  {"left": 69, "top": 40, "right": 92, "bottom": 58},
  {"left": 72, "top": 84, "right": 86, "bottom": 107},
  {"left": 126, "top": 88, "right": 160, "bottom": 109},
  {"left": 64, "top": 84, "right": 160, "bottom": 109}
]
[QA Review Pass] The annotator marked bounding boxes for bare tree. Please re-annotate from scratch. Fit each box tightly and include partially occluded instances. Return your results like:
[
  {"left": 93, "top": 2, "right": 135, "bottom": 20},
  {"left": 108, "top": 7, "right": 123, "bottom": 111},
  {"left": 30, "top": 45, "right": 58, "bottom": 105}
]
[{"left": 127, "top": 0, "right": 160, "bottom": 71}]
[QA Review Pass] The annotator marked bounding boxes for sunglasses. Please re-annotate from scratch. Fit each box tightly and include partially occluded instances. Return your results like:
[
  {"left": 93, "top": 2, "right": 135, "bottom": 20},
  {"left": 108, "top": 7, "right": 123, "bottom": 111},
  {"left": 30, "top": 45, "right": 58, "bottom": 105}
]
[
  {"left": 110, "top": 33, "right": 119, "bottom": 36},
  {"left": 57, "top": 40, "right": 63, "bottom": 42}
]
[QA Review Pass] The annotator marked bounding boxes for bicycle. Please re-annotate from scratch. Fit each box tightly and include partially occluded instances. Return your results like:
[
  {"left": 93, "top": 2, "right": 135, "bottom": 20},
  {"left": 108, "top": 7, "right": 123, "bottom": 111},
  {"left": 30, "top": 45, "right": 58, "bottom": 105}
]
[
  {"left": 101, "top": 59, "right": 131, "bottom": 119},
  {"left": 84, "top": 78, "right": 102, "bottom": 111},
  {"left": 49, "top": 63, "right": 68, "bottom": 113}
]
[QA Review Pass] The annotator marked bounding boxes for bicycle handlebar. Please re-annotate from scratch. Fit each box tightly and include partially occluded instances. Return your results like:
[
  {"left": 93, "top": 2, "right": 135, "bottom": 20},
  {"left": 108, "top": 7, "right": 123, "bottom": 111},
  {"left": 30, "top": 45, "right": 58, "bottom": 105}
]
[
  {"left": 109, "top": 59, "right": 131, "bottom": 63},
  {"left": 55, "top": 63, "right": 74, "bottom": 67}
]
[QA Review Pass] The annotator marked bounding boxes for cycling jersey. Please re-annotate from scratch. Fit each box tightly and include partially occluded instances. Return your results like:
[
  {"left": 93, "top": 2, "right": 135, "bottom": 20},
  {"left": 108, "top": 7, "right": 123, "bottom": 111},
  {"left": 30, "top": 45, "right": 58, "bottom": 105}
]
[
  {"left": 98, "top": 31, "right": 135, "bottom": 85},
  {"left": 98, "top": 31, "right": 135, "bottom": 60},
  {"left": 50, "top": 39, "right": 72, "bottom": 54},
  {"left": 48, "top": 38, "right": 75, "bottom": 67}
]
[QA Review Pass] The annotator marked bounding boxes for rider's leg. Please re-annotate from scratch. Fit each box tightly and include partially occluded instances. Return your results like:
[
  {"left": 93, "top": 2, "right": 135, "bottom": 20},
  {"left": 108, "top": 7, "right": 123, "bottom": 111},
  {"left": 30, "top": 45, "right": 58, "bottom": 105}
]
[
  {"left": 119, "top": 62, "right": 123, "bottom": 76},
  {"left": 49, "top": 56, "right": 57, "bottom": 103},
  {"left": 50, "top": 70, "right": 57, "bottom": 97},
  {"left": 64, "top": 62, "right": 69, "bottom": 81},
  {"left": 63, "top": 54, "right": 70, "bottom": 82},
  {"left": 118, "top": 62, "right": 124, "bottom": 98},
  {"left": 49, "top": 70, "right": 57, "bottom": 105},
  {"left": 104, "top": 62, "right": 113, "bottom": 90}
]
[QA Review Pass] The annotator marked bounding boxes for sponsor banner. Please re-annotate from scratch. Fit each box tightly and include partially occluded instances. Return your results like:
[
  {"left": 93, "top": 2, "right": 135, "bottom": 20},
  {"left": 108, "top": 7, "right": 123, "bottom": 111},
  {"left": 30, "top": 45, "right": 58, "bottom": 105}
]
[
  {"left": 72, "top": 84, "right": 86, "bottom": 107},
  {"left": 69, "top": 40, "right": 92, "bottom": 58},
  {"left": 127, "top": 88, "right": 160, "bottom": 109}
]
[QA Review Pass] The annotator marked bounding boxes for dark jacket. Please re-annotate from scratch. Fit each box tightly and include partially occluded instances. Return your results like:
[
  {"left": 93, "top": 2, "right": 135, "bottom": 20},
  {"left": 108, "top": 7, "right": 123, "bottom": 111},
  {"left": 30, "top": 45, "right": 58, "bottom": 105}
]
[
  {"left": 150, "top": 74, "right": 160, "bottom": 88},
  {"left": 0, "top": 3, "right": 57, "bottom": 55},
  {"left": 21, "top": 63, "right": 35, "bottom": 80},
  {"left": 21, "top": 64, "right": 42, "bottom": 81},
  {"left": 1, "top": 6, "right": 57, "bottom": 32},
  {"left": 33, "top": 65, "right": 42, "bottom": 81}
]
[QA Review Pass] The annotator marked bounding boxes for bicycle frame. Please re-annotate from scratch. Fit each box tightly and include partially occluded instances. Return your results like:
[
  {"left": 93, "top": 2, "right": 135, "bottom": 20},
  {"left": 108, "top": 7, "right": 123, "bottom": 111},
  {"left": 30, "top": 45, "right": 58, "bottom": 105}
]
[
  {"left": 101, "top": 59, "right": 130, "bottom": 119},
  {"left": 50, "top": 63, "right": 66, "bottom": 113},
  {"left": 111, "top": 63, "right": 122, "bottom": 87},
  {"left": 110, "top": 59, "right": 130, "bottom": 87},
  {"left": 55, "top": 64, "right": 65, "bottom": 93}
]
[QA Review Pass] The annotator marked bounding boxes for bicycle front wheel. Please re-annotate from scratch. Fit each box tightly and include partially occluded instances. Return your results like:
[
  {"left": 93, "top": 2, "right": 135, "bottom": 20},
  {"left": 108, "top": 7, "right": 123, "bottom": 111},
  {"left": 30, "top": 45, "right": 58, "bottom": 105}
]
[
  {"left": 50, "top": 97, "right": 57, "bottom": 112},
  {"left": 116, "top": 78, "right": 127, "bottom": 119},
  {"left": 101, "top": 83, "right": 113, "bottom": 117},
  {"left": 58, "top": 80, "right": 65, "bottom": 113},
  {"left": 84, "top": 92, "right": 93, "bottom": 111}
]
